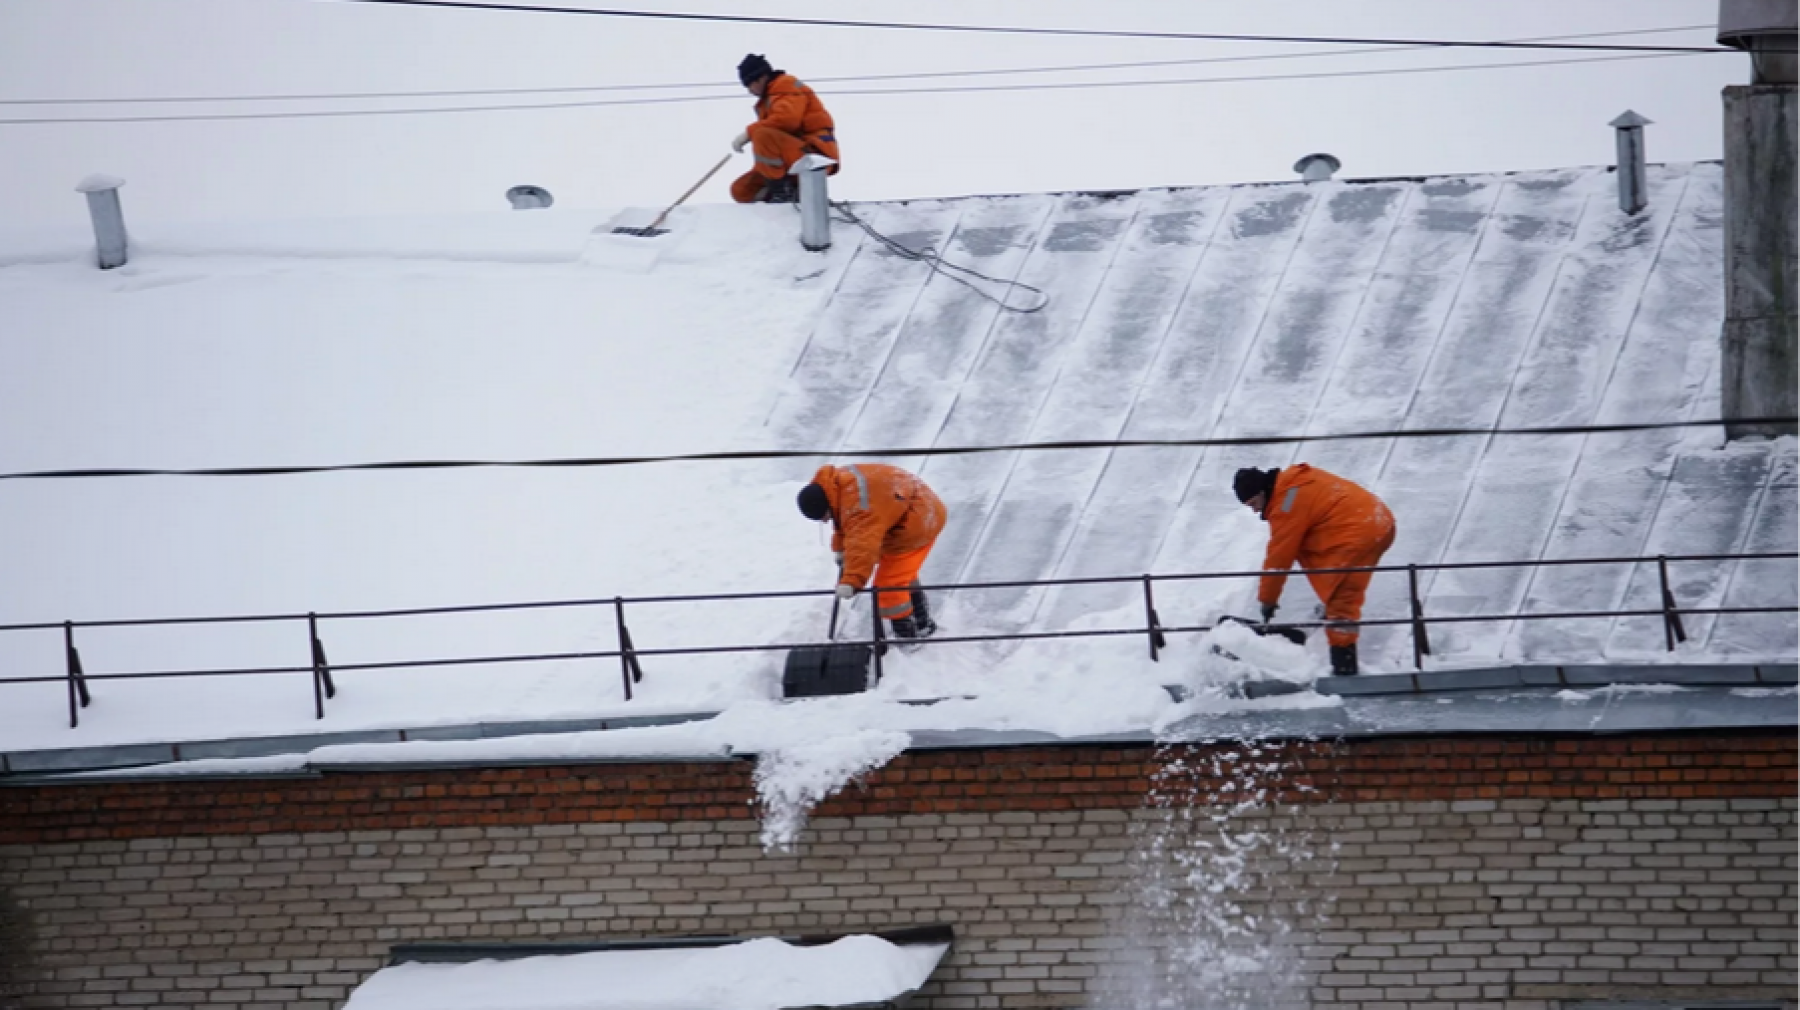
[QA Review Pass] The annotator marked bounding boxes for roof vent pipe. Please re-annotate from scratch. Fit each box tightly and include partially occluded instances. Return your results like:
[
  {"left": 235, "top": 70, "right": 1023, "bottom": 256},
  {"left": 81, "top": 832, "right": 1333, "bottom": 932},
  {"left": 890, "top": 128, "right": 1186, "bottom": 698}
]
[
  {"left": 1293, "top": 153, "right": 1341, "bottom": 182},
  {"left": 795, "top": 153, "right": 836, "bottom": 252},
  {"left": 1610, "top": 110, "right": 1652, "bottom": 215},
  {"left": 75, "top": 175, "right": 128, "bottom": 269},
  {"left": 1718, "top": 0, "right": 1798, "bottom": 84}
]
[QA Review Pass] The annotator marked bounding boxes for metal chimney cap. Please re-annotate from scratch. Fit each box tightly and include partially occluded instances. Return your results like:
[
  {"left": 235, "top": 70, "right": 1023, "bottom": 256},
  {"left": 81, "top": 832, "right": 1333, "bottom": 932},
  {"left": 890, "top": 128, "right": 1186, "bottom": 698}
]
[
  {"left": 1292, "top": 152, "right": 1342, "bottom": 176},
  {"left": 1609, "top": 110, "right": 1653, "bottom": 129},
  {"left": 75, "top": 174, "right": 125, "bottom": 194}
]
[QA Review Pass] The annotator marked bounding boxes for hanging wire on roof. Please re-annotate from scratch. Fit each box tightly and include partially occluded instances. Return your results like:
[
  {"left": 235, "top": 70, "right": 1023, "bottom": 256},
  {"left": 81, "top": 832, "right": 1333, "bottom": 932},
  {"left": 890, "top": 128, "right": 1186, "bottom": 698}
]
[{"left": 829, "top": 202, "right": 1050, "bottom": 314}]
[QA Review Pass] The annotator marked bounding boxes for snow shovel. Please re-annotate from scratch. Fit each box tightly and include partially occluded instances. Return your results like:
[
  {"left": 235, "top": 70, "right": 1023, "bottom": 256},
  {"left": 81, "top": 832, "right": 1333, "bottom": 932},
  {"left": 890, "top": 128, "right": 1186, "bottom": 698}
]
[
  {"left": 781, "top": 584, "right": 875, "bottom": 699},
  {"left": 1219, "top": 613, "right": 1308, "bottom": 646},
  {"left": 610, "top": 154, "right": 732, "bottom": 238}
]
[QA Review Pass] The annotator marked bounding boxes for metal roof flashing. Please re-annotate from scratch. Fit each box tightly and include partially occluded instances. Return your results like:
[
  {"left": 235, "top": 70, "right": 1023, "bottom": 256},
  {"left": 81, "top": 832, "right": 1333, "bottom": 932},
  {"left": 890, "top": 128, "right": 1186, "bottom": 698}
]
[{"left": 2, "top": 665, "right": 1792, "bottom": 784}]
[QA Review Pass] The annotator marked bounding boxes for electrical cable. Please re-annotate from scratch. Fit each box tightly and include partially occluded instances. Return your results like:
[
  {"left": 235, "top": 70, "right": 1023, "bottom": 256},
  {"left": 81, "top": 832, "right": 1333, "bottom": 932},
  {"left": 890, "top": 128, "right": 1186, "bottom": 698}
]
[
  {"left": 829, "top": 202, "right": 1049, "bottom": 315},
  {"left": 327, "top": 1, "right": 1737, "bottom": 53},
  {"left": 1, "top": 417, "right": 1790, "bottom": 481},
  {"left": 0, "top": 24, "right": 1712, "bottom": 106},
  {"left": 0, "top": 51, "right": 1719, "bottom": 125}
]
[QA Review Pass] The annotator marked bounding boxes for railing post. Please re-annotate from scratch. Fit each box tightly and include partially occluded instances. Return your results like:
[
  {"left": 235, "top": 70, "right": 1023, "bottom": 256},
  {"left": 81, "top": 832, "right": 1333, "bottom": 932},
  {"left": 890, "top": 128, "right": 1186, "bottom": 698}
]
[
  {"left": 309, "top": 613, "right": 336, "bottom": 720},
  {"left": 1141, "top": 575, "right": 1166, "bottom": 661},
  {"left": 64, "top": 621, "right": 90, "bottom": 729},
  {"left": 614, "top": 596, "right": 643, "bottom": 701},
  {"left": 1657, "top": 555, "right": 1688, "bottom": 651},
  {"left": 1407, "top": 564, "right": 1432, "bottom": 670},
  {"left": 868, "top": 594, "right": 886, "bottom": 686}
]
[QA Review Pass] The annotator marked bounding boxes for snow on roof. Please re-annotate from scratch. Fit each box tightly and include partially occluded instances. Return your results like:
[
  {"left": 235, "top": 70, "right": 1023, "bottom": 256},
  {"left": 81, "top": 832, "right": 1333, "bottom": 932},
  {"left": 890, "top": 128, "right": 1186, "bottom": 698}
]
[
  {"left": 341, "top": 933, "right": 951, "bottom": 1010},
  {"left": 1, "top": 163, "right": 1794, "bottom": 811}
]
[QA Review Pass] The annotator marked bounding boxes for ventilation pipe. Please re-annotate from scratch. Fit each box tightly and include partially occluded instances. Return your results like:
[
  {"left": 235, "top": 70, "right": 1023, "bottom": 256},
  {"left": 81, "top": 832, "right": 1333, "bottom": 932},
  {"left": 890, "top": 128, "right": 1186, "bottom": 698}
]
[
  {"left": 1718, "top": 0, "right": 1798, "bottom": 84},
  {"left": 75, "top": 175, "right": 128, "bottom": 269},
  {"left": 795, "top": 152, "right": 835, "bottom": 252},
  {"left": 1610, "top": 110, "right": 1651, "bottom": 215},
  {"left": 1293, "top": 153, "right": 1341, "bottom": 182},
  {"left": 1719, "top": 0, "right": 1797, "bottom": 439},
  {"left": 505, "top": 185, "right": 553, "bottom": 210}
]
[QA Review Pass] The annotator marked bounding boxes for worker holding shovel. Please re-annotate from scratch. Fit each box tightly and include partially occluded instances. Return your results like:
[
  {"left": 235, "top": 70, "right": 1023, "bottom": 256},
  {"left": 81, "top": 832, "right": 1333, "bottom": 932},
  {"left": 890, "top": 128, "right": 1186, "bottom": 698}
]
[
  {"left": 797, "top": 464, "right": 944, "bottom": 646},
  {"left": 729, "top": 54, "right": 839, "bottom": 205},
  {"left": 1235, "top": 465, "right": 1396, "bottom": 677}
]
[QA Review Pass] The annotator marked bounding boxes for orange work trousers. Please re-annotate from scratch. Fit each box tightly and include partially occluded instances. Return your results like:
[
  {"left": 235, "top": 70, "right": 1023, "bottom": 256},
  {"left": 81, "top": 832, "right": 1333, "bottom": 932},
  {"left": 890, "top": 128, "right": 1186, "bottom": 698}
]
[
  {"left": 729, "top": 124, "right": 837, "bottom": 203},
  {"left": 1304, "top": 521, "right": 1397, "bottom": 648},
  {"left": 870, "top": 542, "right": 934, "bottom": 623}
]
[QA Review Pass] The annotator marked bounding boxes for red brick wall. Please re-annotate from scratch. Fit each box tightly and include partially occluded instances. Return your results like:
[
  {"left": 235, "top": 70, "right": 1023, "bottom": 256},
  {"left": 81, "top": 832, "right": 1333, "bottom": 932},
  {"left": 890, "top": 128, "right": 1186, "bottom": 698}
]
[{"left": 4, "top": 733, "right": 1792, "bottom": 844}]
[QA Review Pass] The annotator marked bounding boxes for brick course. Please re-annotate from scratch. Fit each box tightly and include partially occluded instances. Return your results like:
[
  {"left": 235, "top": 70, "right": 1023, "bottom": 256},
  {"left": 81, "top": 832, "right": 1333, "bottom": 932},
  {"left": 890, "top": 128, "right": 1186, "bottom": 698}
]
[{"left": 1, "top": 732, "right": 1794, "bottom": 1009}]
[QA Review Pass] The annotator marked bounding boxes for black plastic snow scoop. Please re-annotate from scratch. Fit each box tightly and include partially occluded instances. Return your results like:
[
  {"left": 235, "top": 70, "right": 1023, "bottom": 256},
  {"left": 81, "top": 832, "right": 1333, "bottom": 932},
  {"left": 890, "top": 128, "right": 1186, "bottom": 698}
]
[
  {"left": 610, "top": 154, "right": 732, "bottom": 237},
  {"left": 782, "top": 583, "right": 876, "bottom": 699},
  {"left": 1219, "top": 614, "right": 1308, "bottom": 646}
]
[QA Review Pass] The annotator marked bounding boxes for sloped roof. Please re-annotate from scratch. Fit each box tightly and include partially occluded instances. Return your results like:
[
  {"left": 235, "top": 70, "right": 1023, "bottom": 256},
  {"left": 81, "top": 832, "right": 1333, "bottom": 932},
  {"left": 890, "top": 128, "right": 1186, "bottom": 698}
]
[{"left": 765, "top": 162, "right": 1794, "bottom": 669}]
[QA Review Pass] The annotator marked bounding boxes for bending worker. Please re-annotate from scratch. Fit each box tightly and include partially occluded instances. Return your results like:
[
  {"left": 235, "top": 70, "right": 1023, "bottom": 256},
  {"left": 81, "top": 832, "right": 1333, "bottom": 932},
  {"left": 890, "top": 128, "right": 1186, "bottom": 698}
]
[
  {"left": 729, "top": 53, "right": 839, "bottom": 204},
  {"left": 1234, "top": 464, "right": 1396, "bottom": 677},
  {"left": 797, "top": 463, "right": 944, "bottom": 644}
]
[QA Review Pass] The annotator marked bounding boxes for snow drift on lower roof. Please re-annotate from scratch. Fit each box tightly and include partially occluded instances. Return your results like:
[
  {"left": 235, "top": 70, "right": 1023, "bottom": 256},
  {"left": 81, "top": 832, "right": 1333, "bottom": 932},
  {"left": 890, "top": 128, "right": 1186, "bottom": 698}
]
[{"left": 0, "top": 161, "right": 1791, "bottom": 759}]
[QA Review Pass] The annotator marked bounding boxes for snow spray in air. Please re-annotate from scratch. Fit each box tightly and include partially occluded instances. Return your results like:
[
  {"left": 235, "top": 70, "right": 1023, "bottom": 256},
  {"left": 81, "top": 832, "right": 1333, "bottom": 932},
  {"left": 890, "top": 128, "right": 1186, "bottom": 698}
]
[{"left": 1094, "top": 737, "right": 1336, "bottom": 1009}]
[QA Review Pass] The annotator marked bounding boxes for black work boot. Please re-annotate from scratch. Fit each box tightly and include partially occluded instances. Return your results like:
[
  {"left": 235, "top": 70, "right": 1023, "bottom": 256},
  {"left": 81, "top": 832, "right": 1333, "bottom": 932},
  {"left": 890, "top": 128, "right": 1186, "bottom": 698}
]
[
  {"left": 1329, "top": 643, "right": 1359, "bottom": 677},
  {"left": 909, "top": 589, "right": 937, "bottom": 638},
  {"left": 761, "top": 176, "right": 799, "bottom": 204}
]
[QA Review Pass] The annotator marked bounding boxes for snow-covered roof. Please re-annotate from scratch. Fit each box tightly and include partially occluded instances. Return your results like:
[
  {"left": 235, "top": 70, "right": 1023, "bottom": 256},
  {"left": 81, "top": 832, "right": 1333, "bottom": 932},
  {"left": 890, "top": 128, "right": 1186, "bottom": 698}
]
[{"left": 0, "top": 162, "right": 1794, "bottom": 788}]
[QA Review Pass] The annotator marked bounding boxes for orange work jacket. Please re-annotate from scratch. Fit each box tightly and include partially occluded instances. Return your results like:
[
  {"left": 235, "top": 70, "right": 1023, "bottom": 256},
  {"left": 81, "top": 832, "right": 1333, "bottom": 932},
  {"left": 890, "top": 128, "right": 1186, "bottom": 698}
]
[
  {"left": 1258, "top": 464, "right": 1394, "bottom": 605},
  {"left": 753, "top": 73, "right": 839, "bottom": 168},
  {"left": 811, "top": 463, "right": 944, "bottom": 589}
]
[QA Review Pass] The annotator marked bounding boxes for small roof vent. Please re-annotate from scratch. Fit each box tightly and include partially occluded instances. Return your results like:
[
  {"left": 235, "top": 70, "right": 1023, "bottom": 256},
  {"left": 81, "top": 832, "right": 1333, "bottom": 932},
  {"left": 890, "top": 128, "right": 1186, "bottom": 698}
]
[
  {"left": 506, "top": 185, "right": 554, "bottom": 210},
  {"left": 1293, "top": 153, "right": 1341, "bottom": 182}
]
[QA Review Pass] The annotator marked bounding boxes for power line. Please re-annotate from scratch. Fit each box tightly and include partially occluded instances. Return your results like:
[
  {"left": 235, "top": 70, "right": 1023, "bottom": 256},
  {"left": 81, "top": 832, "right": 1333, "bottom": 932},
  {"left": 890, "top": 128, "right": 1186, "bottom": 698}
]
[
  {"left": 0, "top": 51, "right": 1719, "bottom": 126},
  {"left": 327, "top": 1, "right": 1734, "bottom": 53},
  {"left": 1, "top": 417, "right": 1789, "bottom": 481},
  {"left": 0, "top": 24, "right": 1712, "bottom": 106}
]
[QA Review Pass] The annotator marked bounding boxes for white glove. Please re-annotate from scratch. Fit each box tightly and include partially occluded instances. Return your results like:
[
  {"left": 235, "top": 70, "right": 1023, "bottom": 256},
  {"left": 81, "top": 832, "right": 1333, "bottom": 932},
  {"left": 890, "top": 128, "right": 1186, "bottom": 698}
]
[
  {"left": 835, "top": 583, "right": 856, "bottom": 601},
  {"left": 731, "top": 130, "right": 750, "bottom": 154}
]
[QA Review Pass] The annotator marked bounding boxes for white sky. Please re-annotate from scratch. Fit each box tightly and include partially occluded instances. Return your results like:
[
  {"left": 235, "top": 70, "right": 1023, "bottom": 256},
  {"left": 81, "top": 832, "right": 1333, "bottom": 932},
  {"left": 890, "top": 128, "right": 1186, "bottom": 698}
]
[{"left": 0, "top": 0, "right": 1750, "bottom": 231}]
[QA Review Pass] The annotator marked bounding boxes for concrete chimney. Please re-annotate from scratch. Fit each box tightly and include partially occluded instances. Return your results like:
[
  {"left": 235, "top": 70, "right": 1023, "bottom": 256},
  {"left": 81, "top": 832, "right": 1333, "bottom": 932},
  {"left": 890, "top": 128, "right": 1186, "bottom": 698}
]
[
  {"left": 1610, "top": 110, "right": 1651, "bottom": 215},
  {"left": 75, "top": 175, "right": 128, "bottom": 270},
  {"left": 1718, "top": 0, "right": 1798, "bottom": 438},
  {"left": 505, "top": 185, "right": 553, "bottom": 210},
  {"left": 1293, "top": 153, "right": 1341, "bottom": 182}
]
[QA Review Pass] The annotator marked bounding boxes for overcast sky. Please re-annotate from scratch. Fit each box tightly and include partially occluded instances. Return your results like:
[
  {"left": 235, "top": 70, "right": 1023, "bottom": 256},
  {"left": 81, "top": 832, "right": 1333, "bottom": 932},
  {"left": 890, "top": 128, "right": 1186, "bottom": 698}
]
[{"left": 0, "top": 0, "right": 1749, "bottom": 231}]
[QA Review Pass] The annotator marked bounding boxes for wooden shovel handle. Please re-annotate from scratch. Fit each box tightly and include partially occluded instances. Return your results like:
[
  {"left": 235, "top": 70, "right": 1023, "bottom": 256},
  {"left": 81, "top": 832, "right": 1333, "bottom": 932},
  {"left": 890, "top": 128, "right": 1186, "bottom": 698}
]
[{"left": 646, "top": 154, "right": 733, "bottom": 232}]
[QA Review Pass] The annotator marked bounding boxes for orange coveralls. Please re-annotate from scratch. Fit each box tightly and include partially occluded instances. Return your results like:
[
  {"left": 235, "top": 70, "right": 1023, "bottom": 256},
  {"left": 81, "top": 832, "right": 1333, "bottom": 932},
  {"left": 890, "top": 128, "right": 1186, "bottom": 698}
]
[
  {"left": 1256, "top": 464, "right": 1397, "bottom": 648},
  {"left": 810, "top": 463, "right": 945, "bottom": 623},
  {"left": 729, "top": 73, "right": 840, "bottom": 204}
]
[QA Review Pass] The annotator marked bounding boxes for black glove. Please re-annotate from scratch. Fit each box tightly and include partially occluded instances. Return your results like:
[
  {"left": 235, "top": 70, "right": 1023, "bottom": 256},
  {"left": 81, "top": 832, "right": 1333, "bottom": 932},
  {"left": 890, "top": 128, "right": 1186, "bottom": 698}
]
[{"left": 1259, "top": 603, "right": 1278, "bottom": 626}]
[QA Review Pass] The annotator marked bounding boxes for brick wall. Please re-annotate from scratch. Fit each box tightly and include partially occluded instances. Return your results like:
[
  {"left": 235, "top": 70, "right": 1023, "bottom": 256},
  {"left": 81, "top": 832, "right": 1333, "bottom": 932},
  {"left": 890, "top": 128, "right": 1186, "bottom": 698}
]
[{"left": 0, "top": 734, "right": 1793, "bottom": 1009}]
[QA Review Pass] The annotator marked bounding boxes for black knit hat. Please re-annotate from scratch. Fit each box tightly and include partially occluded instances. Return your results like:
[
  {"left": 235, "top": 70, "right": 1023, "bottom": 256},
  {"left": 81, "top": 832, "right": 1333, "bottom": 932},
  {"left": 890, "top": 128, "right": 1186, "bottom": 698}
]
[
  {"left": 796, "top": 482, "right": 830, "bottom": 521},
  {"left": 738, "top": 53, "right": 774, "bottom": 86},
  {"left": 1233, "top": 467, "right": 1278, "bottom": 504}
]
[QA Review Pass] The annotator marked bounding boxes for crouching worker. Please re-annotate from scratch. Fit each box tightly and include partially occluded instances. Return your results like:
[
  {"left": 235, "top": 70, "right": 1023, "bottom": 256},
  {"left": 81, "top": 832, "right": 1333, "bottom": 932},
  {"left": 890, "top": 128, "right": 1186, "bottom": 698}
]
[
  {"left": 729, "top": 53, "right": 839, "bottom": 204},
  {"left": 1234, "top": 464, "right": 1396, "bottom": 676},
  {"left": 797, "top": 463, "right": 945, "bottom": 645}
]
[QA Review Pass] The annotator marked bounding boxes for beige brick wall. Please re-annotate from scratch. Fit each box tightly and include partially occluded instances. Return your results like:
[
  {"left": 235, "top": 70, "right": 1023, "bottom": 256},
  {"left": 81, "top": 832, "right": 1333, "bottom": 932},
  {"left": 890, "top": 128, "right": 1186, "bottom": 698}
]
[{"left": 2, "top": 797, "right": 1793, "bottom": 1010}]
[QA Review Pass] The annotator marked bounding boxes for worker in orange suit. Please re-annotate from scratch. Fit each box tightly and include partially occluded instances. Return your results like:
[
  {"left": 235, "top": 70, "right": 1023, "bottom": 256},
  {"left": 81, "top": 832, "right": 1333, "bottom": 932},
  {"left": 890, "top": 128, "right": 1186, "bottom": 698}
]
[
  {"left": 797, "top": 463, "right": 945, "bottom": 646},
  {"left": 729, "top": 54, "right": 839, "bottom": 205},
  {"left": 1234, "top": 464, "right": 1396, "bottom": 677}
]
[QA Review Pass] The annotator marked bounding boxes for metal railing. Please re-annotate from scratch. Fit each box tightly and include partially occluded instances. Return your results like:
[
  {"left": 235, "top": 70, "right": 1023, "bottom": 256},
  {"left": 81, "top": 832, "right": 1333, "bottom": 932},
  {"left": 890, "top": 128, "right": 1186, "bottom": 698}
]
[{"left": 1, "top": 551, "right": 1793, "bottom": 729}]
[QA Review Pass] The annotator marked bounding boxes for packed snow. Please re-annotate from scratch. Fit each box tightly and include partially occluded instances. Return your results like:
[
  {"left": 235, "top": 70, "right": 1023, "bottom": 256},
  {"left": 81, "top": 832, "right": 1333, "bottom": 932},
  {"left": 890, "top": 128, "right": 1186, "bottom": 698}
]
[{"left": 340, "top": 934, "right": 948, "bottom": 1010}]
